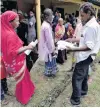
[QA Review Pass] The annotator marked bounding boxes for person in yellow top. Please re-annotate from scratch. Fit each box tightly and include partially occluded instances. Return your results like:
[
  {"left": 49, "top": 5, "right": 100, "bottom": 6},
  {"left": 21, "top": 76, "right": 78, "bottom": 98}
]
[{"left": 55, "top": 18, "right": 65, "bottom": 42}]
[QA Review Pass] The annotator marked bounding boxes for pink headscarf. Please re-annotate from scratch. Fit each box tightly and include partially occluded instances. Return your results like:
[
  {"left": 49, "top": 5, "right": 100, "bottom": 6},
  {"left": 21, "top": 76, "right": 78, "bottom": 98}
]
[
  {"left": 1, "top": 11, "right": 23, "bottom": 64},
  {"left": 55, "top": 24, "right": 65, "bottom": 39}
]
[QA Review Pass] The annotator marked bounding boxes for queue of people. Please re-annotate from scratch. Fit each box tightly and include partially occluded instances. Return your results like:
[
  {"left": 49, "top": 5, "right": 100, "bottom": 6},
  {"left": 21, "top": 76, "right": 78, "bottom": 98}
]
[{"left": 1, "top": 2, "right": 100, "bottom": 106}]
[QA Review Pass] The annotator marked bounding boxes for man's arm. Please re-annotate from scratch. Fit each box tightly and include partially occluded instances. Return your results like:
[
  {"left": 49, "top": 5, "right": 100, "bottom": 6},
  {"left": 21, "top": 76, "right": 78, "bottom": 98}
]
[
  {"left": 67, "top": 46, "right": 91, "bottom": 52},
  {"left": 66, "top": 37, "right": 80, "bottom": 43}
]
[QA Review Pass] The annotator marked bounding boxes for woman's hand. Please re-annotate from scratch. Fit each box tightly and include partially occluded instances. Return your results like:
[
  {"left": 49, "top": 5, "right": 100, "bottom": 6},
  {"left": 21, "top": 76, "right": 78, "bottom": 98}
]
[
  {"left": 17, "top": 45, "right": 34, "bottom": 54},
  {"left": 27, "top": 44, "right": 34, "bottom": 50}
]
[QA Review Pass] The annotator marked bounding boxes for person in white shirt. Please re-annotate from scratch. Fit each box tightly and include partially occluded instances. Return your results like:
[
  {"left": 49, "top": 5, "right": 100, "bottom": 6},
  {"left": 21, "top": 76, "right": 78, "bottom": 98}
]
[
  {"left": 67, "top": 2, "right": 100, "bottom": 105},
  {"left": 66, "top": 17, "right": 83, "bottom": 72}
]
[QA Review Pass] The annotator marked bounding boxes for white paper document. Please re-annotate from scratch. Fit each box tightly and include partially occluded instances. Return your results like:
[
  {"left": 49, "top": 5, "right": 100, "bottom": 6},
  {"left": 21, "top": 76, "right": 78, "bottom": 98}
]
[
  {"left": 24, "top": 40, "right": 38, "bottom": 55},
  {"left": 57, "top": 40, "right": 76, "bottom": 50}
]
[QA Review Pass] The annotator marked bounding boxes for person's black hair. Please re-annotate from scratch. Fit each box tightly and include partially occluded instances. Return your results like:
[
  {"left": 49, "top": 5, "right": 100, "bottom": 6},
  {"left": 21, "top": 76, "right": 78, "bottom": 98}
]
[
  {"left": 75, "top": 11, "right": 79, "bottom": 17},
  {"left": 80, "top": 2, "right": 95, "bottom": 16},
  {"left": 97, "top": 13, "right": 100, "bottom": 19},
  {"left": 65, "top": 13, "right": 68, "bottom": 16},
  {"left": 69, "top": 14, "right": 73, "bottom": 18},
  {"left": 29, "top": 9, "right": 33, "bottom": 12},
  {"left": 66, "top": 18, "right": 70, "bottom": 22},
  {"left": 72, "top": 13, "right": 75, "bottom": 16},
  {"left": 54, "top": 10, "right": 59, "bottom": 14}
]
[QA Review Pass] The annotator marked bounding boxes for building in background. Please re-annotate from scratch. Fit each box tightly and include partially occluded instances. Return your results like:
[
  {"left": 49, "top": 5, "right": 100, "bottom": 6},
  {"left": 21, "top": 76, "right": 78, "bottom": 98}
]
[{"left": 1, "top": 0, "right": 100, "bottom": 38}]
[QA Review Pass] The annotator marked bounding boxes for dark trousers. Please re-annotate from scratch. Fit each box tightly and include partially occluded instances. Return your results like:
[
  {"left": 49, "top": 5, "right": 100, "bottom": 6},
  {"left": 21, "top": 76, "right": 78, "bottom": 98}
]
[
  {"left": 1, "top": 85, "right": 4, "bottom": 100},
  {"left": 71, "top": 56, "right": 93, "bottom": 101},
  {"left": 1, "top": 78, "right": 8, "bottom": 100},
  {"left": 26, "top": 51, "right": 38, "bottom": 72},
  {"left": 1, "top": 78, "right": 8, "bottom": 94},
  {"left": 56, "top": 49, "right": 67, "bottom": 64}
]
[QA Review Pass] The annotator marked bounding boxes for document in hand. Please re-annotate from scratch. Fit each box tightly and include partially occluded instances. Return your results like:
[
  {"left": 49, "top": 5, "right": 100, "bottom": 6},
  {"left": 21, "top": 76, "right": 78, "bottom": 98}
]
[
  {"left": 57, "top": 40, "right": 76, "bottom": 50},
  {"left": 24, "top": 40, "right": 38, "bottom": 55}
]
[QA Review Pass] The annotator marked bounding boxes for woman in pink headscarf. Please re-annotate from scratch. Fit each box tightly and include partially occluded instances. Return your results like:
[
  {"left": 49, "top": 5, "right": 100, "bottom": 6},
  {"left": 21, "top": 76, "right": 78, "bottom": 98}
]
[{"left": 1, "top": 11, "right": 35, "bottom": 105}]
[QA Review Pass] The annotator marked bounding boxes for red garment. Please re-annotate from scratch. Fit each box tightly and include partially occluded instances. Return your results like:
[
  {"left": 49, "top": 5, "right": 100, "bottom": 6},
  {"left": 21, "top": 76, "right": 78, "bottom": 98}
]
[
  {"left": 1, "top": 11, "right": 23, "bottom": 65},
  {"left": 55, "top": 24, "right": 65, "bottom": 39},
  {"left": 0, "top": 56, "right": 6, "bottom": 79},
  {"left": 67, "top": 24, "right": 74, "bottom": 38},
  {"left": 1, "top": 11, "right": 35, "bottom": 105}
]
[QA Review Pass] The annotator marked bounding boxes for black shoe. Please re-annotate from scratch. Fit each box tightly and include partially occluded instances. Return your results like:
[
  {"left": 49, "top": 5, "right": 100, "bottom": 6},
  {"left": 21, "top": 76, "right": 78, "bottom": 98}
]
[
  {"left": 65, "top": 55, "right": 67, "bottom": 60},
  {"left": 81, "top": 93, "right": 87, "bottom": 98},
  {"left": 44, "top": 74, "right": 56, "bottom": 78},
  {"left": 51, "top": 74, "right": 56, "bottom": 78},
  {"left": 70, "top": 98, "right": 80, "bottom": 105},
  {"left": 44, "top": 74, "right": 52, "bottom": 77},
  {"left": 67, "top": 67, "right": 74, "bottom": 72}
]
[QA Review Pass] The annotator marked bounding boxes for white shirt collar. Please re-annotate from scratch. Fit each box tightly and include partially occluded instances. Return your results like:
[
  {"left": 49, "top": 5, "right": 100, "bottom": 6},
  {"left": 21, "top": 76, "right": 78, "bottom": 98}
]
[{"left": 85, "top": 16, "right": 96, "bottom": 27}]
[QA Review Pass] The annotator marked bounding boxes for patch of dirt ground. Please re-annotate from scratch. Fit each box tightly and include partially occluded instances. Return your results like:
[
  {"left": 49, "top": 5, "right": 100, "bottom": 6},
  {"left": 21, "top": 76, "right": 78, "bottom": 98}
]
[
  {"left": 51, "top": 54, "right": 100, "bottom": 107},
  {"left": 1, "top": 53, "right": 100, "bottom": 107}
]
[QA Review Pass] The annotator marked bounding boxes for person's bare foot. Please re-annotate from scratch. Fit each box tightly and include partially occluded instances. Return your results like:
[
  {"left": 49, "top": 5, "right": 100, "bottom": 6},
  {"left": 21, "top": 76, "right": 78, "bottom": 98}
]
[
  {"left": 1, "top": 99, "right": 9, "bottom": 105},
  {"left": 88, "top": 77, "right": 93, "bottom": 84},
  {"left": 5, "top": 91, "right": 14, "bottom": 96}
]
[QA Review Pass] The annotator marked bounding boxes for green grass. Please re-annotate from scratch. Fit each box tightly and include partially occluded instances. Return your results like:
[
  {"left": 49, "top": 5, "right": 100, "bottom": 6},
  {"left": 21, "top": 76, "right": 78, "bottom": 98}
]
[{"left": 52, "top": 53, "right": 100, "bottom": 107}]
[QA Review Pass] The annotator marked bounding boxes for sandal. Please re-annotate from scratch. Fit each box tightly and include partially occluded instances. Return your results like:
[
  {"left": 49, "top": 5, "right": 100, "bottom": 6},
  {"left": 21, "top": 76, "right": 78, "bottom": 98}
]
[
  {"left": 1, "top": 99, "right": 9, "bottom": 105},
  {"left": 5, "top": 91, "right": 14, "bottom": 96}
]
